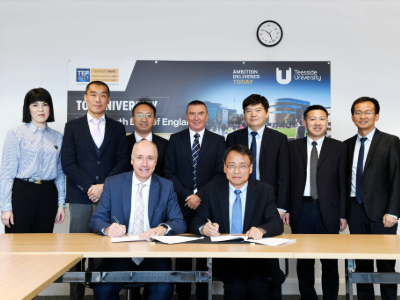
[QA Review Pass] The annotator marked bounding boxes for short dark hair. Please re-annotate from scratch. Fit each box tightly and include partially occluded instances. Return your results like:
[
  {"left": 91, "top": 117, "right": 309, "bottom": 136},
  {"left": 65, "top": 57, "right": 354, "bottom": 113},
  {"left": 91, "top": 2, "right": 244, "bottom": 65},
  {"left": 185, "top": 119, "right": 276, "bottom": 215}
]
[
  {"left": 242, "top": 94, "right": 269, "bottom": 112},
  {"left": 85, "top": 81, "right": 110, "bottom": 97},
  {"left": 22, "top": 88, "right": 55, "bottom": 123},
  {"left": 222, "top": 145, "right": 255, "bottom": 164},
  {"left": 186, "top": 100, "right": 208, "bottom": 113},
  {"left": 351, "top": 97, "right": 380, "bottom": 115},
  {"left": 132, "top": 98, "right": 157, "bottom": 116},
  {"left": 303, "top": 105, "right": 328, "bottom": 119}
]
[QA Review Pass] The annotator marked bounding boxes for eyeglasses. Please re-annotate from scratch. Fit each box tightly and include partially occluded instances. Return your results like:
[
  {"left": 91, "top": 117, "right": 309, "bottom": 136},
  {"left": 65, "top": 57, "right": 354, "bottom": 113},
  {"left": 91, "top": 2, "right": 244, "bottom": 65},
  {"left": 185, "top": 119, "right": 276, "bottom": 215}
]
[
  {"left": 135, "top": 114, "right": 154, "bottom": 120},
  {"left": 354, "top": 111, "right": 374, "bottom": 117},
  {"left": 226, "top": 163, "right": 251, "bottom": 171}
]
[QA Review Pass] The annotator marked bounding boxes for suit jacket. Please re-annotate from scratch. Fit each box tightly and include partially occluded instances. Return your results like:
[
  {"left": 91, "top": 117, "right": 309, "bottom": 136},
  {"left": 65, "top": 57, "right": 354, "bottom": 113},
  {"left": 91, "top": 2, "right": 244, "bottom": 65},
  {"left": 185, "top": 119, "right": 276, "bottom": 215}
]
[
  {"left": 226, "top": 126, "right": 290, "bottom": 210},
  {"left": 90, "top": 171, "right": 186, "bottom": 235},
  {"left": 190, "top": 178, "right": 285, "bottom": 285},
  {"left": 126, "top": 132, "right": 168, "bottom": 177},
  {"left": 344, "top": 129, "right": 400, "bottom": 222},
  {"left": 288, "top": 137, "right": 347, "bottom": 233},
  {"left": 163, "top": 129, "right": 227, "bottom": 222},
  {"left": 61, "top": 114, "right": 128, "bottom": 204}
]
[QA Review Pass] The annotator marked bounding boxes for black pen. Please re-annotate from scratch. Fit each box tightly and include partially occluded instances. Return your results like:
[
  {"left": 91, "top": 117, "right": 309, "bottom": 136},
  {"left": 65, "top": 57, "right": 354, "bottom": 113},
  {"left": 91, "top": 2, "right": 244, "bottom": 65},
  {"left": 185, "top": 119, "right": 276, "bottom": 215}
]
[{"left": 207, "top": 218, "right": 220, "bottom": 234}]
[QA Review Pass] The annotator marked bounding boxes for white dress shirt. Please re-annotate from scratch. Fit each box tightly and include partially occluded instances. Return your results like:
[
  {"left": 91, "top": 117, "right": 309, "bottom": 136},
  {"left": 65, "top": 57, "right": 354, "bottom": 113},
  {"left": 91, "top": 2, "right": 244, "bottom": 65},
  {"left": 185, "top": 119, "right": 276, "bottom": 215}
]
[
  {"left": 134, "top": 131, "right": 152, "bottom": 142},
  {"left": 247, "top": 126, "right": 265, "bottom": 181},
  {"left": 128, "top": 172, "right": 152, "bottom": 233},
  {"left": 189, "top": 128, "right": 205, "bottom": 193},
  {"left": 229, "top": 182, "right": 248, "bottom": 233},
  {"left": 87, "top": 113, "right": 106, "bottom": 139},
  {"left": 303, "top": 136, "right": 325, "bottom": 196}
]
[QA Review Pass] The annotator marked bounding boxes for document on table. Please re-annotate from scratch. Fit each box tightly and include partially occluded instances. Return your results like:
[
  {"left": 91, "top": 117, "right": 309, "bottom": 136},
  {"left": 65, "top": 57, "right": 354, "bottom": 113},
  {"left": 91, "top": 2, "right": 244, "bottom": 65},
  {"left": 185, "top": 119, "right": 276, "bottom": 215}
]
[
  {"left": 152, "top": 236, "right": 204, "bottom": 245},
  {"left": 111, "top": 236, "right": 148, "bottom": 243},
  {"left": 210, "top": 235, "right": 249, "bottom": 242},
  {"left": 246, "top": 238, "right": 296, "bottom": 246}
]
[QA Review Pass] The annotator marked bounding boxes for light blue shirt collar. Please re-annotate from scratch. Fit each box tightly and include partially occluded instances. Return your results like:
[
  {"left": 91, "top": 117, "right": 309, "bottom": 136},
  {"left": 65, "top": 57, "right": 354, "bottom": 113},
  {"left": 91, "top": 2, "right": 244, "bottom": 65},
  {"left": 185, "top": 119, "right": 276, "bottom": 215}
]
[{"left": 357, "top": 128, "right": 376, "bottom": 142}]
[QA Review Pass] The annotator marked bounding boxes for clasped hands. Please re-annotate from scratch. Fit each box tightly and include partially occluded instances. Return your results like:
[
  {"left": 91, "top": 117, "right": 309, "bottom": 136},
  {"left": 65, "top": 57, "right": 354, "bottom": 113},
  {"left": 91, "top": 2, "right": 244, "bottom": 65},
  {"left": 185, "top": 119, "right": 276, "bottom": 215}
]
[
  {"left": 87, "top": 184, "right": 104, "bottom": 203},
  {"left": 201, "top": 222, "right": 266, "bottom": 240},
  {"left": 104, "top": 223, "right": 167, "bottom": 239}
]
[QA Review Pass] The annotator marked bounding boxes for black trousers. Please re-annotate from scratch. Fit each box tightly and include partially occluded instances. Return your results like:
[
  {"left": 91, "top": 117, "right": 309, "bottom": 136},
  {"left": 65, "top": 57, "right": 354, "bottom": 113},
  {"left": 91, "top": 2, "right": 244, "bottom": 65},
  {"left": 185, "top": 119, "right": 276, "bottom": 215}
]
[
  {"left": 348, "top": 198, "right": 398, "bottom": 300},
  {"left": 292, "top": 202, "right": 339, "bottom": 300},
  {"left": 5, "top": 178, "right": 58, "bottom": 233}
]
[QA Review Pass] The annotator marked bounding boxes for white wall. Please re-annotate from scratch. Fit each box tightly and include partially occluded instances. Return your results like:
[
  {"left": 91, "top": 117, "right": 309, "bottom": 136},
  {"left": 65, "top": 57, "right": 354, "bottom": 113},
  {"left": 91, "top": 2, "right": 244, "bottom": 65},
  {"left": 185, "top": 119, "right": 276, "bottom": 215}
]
[{"left": 1, "top": 0, "right": 400, "bottom": 296}]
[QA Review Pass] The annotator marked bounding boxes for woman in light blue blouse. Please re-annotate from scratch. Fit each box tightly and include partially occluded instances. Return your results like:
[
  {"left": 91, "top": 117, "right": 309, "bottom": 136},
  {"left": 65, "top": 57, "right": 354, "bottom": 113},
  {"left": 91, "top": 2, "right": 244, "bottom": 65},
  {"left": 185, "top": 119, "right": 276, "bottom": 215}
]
[{"left": 0, "top": 88, "right": 66, "bottom": 233}]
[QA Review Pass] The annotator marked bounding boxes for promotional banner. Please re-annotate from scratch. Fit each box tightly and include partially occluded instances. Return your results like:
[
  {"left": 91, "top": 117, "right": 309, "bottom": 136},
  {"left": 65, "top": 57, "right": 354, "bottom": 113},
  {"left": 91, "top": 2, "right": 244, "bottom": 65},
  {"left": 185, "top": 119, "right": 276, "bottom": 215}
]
[{"left": 68, "top": 60, "right": 331, "bottom": 139}]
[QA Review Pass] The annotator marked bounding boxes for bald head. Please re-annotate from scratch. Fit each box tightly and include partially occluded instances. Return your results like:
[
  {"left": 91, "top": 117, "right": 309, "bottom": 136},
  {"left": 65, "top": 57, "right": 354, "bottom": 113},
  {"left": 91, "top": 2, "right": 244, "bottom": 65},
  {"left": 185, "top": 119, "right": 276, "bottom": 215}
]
[{"left": 131, "top": 140, "right": 158, "bottom": 182}]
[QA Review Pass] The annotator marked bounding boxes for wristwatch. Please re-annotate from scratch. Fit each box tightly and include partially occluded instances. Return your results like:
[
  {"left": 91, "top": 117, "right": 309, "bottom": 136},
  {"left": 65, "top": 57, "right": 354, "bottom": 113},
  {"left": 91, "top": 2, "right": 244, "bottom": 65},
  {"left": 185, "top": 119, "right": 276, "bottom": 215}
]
[{"left": 159, "top": 224, "right": 169, "bottom": 231}]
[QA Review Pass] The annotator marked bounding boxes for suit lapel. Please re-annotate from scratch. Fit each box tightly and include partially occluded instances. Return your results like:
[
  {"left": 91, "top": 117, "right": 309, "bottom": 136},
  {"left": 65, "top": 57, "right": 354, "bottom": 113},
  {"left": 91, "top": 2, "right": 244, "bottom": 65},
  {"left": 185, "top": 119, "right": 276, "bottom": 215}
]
[
  {"left": 99, "top": 115, "right": 113, "bottom": 158},
  {"left": 347, "top": 135, "right": 357, "bottom": 175},
  {"left": 239, "top": 128, "right": 248, "bottom": 147},
  {"left": 260, "top": 126, "right": 274, "bottom": 153},
  {"left": 364, "top": 129, "right": 382, "bottom": 172},
  {"left": 297, "top": 138, "right": 308, "bottom": 169},
  {"left": 81, "top": 115, "right": 98, "bottom": 157},
  {"left": 317, "top": 137, "right": 333, "bottom": 168},
  {"left": 197, "top": 129, "right": 211, "bottom": 164},
  {"left": 122, "top": 172, "right": 134, "bottom": 225},
  {"left": 218, "top": 181, "right": 230, "bottom": 233},
  {"left": 243, "top": 180, "right": 257, "bottom": 232},
  {"left": 148, "top": 175, "right": 159, "bottom": 224},
  {"left": 182, "top": 129, "right": 193, "bottom": 164}
]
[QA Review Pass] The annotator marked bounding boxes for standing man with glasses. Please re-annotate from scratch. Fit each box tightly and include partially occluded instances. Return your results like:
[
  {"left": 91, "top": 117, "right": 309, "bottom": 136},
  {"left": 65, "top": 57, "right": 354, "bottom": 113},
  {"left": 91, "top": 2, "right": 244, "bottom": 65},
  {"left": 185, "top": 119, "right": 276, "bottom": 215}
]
[
  {"left": 164, "top": 100, "right": 226, "bottom": 300},
  {"left": 127, "top": 98, "right": 168, "bottom": 177},
  {"left": 226, "top": 94, "right": 288, "bottom": 299},
  {"left": 61, "top": 81, "right": 128, "bottom": 300},
  {"left": 288, "top": 105, "right": 347, "bottom": 300},
  {"left": 345, "top": 97, "right": 400, "bottom": 300}
]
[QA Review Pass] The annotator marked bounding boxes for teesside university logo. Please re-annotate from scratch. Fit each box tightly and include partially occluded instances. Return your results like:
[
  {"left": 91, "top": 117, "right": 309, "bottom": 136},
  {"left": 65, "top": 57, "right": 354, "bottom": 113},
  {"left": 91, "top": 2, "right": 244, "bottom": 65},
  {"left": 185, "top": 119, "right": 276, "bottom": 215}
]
[
  {"left": 276, "top": 67, "right": 292, "bottom": 85},
  {"left": 76, "top": 69, "right": 90, "bottom": 82}
]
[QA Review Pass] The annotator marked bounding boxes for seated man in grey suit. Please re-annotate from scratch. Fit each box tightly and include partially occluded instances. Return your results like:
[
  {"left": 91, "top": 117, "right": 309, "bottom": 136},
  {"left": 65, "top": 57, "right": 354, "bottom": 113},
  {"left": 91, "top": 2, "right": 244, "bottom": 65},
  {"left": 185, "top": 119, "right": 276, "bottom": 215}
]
[
  {"left": 90, "top": 140, "right": 186, "bottom": 300},
  {"left": 191, "top": 145, "right": 284, "bottom": 300}
]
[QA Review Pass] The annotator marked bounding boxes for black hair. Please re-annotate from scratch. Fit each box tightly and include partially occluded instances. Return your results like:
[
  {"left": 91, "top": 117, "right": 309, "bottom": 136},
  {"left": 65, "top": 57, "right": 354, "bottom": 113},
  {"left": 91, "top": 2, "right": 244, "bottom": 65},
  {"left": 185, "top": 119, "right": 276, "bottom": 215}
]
[
  {"left": 85, "top": 81, "right": 110, "bottom": 97},
  {"left": 303, "top": 105, "right": 328, "bottom": 119},
  {"left": 222, "top": 145, "right": 255, "bottom": 164},
  {"left": 242, "top": 94, "right": 269, "bottom": 112},
  {"left": 351, "top": 97, "right": 380, "bottom": 115},
  {"left": 186, "top": 100, "right": 208, "bottom": 113},
  {"left": 22, "top": 88, "right": 55, "bottom": 123},
  {"left": 132, "top": 98, "right": 157, "bottom": 116}
]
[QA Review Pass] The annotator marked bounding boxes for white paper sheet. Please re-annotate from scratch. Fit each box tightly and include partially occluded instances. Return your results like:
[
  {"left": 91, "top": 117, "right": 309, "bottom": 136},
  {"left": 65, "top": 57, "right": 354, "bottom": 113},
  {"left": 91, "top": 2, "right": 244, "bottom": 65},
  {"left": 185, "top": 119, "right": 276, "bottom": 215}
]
[
  {"left": 152, "top": 236, "right": 204, "bottom": 244},
  {"left": 210, "top": 235, "right": 249, "bottom": 242},
  {"left": 111, "top": 236, "right": 148, "bottom": 243},
  {"left": 246, "top": 238, "right": 296, "bottom": 246}
]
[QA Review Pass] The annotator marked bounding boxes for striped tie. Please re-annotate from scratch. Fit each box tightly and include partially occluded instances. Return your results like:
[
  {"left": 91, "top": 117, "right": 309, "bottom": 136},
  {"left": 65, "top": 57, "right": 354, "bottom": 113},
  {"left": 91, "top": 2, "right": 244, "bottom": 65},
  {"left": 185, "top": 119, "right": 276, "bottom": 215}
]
[
  {"left": 192, "top": 133, "right": 200, "bottom": 191},
  {"left": 132, "top": 183, "right": 145, "bottom": 265},
  {"left": 310, "top": 141, "right": 318, "bottom": 200},
  {"left": 231, "top": 190, "right": 242, "bottom": 234}
]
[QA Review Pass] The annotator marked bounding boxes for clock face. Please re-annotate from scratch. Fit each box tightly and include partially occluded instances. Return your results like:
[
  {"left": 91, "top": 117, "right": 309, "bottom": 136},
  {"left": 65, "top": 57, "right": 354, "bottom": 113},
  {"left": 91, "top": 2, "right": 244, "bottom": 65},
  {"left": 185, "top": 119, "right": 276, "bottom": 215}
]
[{"left": 257, "top": 21, "right": 283, "bottom": 47}]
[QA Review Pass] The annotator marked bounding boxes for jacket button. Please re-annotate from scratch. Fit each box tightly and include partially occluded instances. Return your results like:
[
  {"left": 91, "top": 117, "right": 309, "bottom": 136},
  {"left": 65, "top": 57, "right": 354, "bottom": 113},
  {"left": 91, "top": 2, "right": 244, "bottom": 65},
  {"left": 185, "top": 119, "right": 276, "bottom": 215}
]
[
  {"left": 96, "top": 176, "right": 99, "bottom": 180},
  {"left": 97, "top": 161, "right": 101, "bottom": 165}
]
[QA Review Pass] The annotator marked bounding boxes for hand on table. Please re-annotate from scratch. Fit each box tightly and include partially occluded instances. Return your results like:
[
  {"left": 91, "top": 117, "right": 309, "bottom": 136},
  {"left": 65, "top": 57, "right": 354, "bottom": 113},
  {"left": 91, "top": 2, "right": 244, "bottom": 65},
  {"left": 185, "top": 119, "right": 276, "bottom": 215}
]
[
  {"left": 105, "top": 223, "right": 126, "bottom": 237},
  {"left": 246, "top": 227, "right": 265, "bottom": 240},
  {"left": 139, "top": 226, "right": 167, "bottom": 239}
]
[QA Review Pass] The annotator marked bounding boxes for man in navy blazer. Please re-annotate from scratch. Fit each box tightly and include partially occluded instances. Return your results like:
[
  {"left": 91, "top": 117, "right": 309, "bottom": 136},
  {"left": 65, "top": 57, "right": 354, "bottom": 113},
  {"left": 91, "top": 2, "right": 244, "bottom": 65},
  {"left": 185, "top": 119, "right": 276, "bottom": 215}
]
[
  {"left": 90, "top": 140, "right": 186, "bottom": 300},
  {"left": 61, "top": 81, "right": 128, "bottom": 300},
  {"left": 164, "top": 100, "right": 226, "bottom": 300}
]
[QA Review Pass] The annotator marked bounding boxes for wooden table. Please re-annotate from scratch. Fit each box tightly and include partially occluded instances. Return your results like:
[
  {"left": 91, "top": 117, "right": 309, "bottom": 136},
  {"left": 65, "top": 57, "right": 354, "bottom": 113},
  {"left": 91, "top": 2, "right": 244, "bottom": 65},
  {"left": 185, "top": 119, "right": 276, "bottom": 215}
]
[
  {"left": 1, "top": 233, "right": 399, "bottom": 299},
  {"left": 0, "top": 253, "right": 82, "bottom": 300}
]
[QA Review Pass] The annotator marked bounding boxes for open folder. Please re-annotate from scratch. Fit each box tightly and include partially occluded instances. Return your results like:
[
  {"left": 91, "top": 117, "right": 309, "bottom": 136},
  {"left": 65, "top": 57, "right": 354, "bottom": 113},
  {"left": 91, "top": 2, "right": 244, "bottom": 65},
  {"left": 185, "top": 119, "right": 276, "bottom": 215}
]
[
  {"left": 210, "top": 235, "right": 296, "bottom": 246},
  {"left": 111, "top": 235, "right": 204, "bottom": 244}
]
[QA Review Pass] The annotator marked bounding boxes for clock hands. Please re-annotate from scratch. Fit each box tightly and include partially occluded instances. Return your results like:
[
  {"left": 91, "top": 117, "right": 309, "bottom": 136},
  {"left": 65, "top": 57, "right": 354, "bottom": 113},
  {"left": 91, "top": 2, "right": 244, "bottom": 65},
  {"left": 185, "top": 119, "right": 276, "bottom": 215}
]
[{"left": 261, "top": 29, "right": 273, "bottom": 40}]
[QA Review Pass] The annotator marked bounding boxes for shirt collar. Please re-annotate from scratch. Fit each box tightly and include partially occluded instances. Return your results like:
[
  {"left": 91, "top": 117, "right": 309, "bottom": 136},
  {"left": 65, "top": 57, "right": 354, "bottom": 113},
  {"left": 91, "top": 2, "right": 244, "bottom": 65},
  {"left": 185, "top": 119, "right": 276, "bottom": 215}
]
[
  {"left": 247, "top": 125, "right": 265, "bottom": 137},
  {"left": 229, "top": 181, "right": 248, "bottom": 194},
  {"left": 28, "top": 121, "right": 50, "bottom": 133},
  {"left": 132, "top": 171, "right": 152, "bottom": 187},
  {"left": 307, "top": 135, "right": 325, "bottom": 146},
  {"left": 357, "top": 128, "right": 376, "bottom": 142},
  {"left": 87, "top": 113, "right": 105, "bottom": 123},
  {"left": 189, "top": 128, "right": 205, "bottom": 139},
  {"left": 135, "top": 131, "right": 152, "bottom": 142}
]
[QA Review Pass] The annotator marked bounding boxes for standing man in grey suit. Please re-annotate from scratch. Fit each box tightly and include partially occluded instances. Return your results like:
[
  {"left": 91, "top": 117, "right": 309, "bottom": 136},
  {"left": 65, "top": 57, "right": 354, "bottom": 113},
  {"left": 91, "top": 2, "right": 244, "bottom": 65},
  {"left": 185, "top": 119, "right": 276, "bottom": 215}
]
[
  {"left": 345, "top": 97, "right": 400, "bottom": 300},
  {"left": 61, "top": 81, "right": 128, "bottom": 300}
]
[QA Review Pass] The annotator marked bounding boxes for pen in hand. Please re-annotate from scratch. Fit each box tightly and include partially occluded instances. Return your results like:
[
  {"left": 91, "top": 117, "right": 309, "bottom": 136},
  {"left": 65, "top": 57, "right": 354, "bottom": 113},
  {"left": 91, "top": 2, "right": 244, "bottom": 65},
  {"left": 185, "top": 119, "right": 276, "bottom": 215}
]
[
  {"left": 113, "top": 216, "right": 120, "bottom": 224},
  {"left": 207, "top": 218, "right": 220, "bottom": 234}
]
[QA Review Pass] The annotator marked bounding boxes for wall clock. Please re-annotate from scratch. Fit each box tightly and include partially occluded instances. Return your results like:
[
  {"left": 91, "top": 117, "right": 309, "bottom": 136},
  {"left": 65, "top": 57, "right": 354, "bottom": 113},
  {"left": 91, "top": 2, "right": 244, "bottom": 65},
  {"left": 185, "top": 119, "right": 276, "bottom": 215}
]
[{"left": 257, "top": 20, "right": 283, "bottom": 47}]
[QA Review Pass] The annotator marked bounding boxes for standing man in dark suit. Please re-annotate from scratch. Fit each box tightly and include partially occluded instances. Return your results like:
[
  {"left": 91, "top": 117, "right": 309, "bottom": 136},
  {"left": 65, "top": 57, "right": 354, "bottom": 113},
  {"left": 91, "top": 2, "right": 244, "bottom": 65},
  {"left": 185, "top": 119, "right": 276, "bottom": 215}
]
[
  {"left": 287, "top": 105, "right": 347, "bottom": 300},
  {"left": 226, "top": 94, "right": 289, "bottom": 299},
  {"left": 344, "top": 97, "right": 400, "bottom": 300},
  {"left": 89, "top": 140, "right": 186, "bottom": 300},
  {"left": 164, "top": 100, "right": 226, "bottom": 300},
  {"left": 61, "top": 81, "right": 128, "bottom": 300},
  {"left": 127, "top": 98, "right": 168, "bottom": 177},
  {"left": 191, "top": 145, "right": 284, "bottom": 300}
]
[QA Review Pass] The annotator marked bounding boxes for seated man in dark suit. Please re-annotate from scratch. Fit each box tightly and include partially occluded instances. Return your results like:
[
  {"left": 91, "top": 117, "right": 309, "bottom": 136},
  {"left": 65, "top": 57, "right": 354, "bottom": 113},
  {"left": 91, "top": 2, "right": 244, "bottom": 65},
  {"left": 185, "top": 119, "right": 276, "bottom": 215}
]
[
  {"left": 191, "top": 145, "right": 284, "bottom": 300},
  {"left": 90, "top": 140, "right": 186, "bottom": 300},
  {"left": 127, "top": 98, "right": 168, "bottom": 176}
]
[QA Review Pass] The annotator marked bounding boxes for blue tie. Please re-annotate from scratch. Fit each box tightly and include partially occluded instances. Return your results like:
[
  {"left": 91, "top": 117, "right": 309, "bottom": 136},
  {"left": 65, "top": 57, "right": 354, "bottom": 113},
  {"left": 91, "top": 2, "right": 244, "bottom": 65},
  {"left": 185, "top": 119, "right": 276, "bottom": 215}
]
[
  {"left": 231, "top": 190, "right": 243, "bottom": 234},
  {"left": 192, "top": 133, "right": 200, "bottom": 191},
  {"left": 250, "top": 132, "right": 258, "bottom": 179},
  {"left": 356, "top": 137, "right": 367, "bottom": 204}
]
